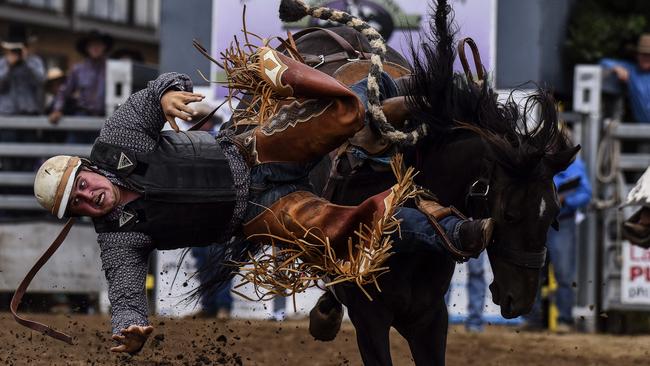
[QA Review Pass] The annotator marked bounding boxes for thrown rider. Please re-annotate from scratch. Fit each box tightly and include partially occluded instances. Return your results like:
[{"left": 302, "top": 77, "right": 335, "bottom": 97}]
[{"left": 30, "top": 44, "right": 494, "bottom": 353}]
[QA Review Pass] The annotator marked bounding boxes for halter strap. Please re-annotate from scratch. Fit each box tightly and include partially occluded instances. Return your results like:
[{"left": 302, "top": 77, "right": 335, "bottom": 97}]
[
  {"left": 11, "top": 218, "right": 76, "bottom": 344},
  {"left": 488, "top": 245, "right": 547, "bottom": 270},
  {"left": 464, "top": 158, "right": 548, "bottom": 269}
]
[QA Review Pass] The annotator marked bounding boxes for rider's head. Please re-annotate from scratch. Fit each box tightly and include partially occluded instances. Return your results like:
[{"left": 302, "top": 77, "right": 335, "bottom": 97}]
[{"left": 34, "top": 156, "right": 120, "bottom": 218}]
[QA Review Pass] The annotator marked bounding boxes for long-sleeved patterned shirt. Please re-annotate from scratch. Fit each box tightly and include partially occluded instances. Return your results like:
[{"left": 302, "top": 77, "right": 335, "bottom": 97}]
[
  {"left": 52, "top": 58, "right": 106, "bottom": 115},
  {"left": 95, "top": 72, "right": 249, "bottom": 335},
  {"left": 0, "top": 55, "right": 45, "bottom": 115}
]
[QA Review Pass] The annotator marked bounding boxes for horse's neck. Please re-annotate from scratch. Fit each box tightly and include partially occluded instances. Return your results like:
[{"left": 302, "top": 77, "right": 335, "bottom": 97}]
[{"left": 417, "top": 136, "right": 487, "bottom": 211}]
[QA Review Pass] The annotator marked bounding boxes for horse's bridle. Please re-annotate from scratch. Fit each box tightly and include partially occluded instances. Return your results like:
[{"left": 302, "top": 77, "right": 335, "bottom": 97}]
[{"left": 465, "top": 158, "right": 547, "bottom": 270}]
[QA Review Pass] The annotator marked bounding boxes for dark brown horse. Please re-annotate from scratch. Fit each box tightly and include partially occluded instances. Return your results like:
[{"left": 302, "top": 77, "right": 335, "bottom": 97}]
[{"left": 292, "top": 3, "right": 579, "bottom": 365}]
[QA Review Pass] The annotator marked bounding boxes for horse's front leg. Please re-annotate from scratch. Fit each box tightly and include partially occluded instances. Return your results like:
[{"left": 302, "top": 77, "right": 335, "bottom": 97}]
[
  {"left": 347, "top": 305, "right": 394, "bottom": 366},
  {"left": 338, "top": 285, "right": 394, "bottom": 366},
  {"left": 395, "top": 299, "right": 448, "bottom": 366}
]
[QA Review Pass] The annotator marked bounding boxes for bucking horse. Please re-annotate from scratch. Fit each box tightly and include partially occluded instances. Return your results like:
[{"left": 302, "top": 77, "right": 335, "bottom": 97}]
[{"left": 273, "top": 0, "right": 579, "bottom": 365}]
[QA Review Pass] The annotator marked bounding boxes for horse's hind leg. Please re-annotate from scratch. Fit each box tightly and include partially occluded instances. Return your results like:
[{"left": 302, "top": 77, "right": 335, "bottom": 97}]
[
  {"left": 395, "top": 305, "right": 448, "bottom": 366},
  {"left": 348, "top": 309, "right": 393, "bottom": 366}
]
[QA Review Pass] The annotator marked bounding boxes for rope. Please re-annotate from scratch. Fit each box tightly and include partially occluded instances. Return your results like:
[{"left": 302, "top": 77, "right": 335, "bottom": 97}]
[{"left": 593, "top": 118, "right": 621, "bottom": 209}]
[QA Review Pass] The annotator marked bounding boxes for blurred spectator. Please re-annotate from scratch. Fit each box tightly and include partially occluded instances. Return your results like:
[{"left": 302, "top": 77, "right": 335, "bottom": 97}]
[
  {"left": 445, "top": 252, "right": 487, "bottom": 333},
  {"left": 191, "top": 246, "right": 233, "bottom": 320},
  {"left": 0, "top": 24, "right": 45, "bottom": 115},
  {"left": 464, "top": 252, "right": 487, "bottom": 333},
  {"left": 44, "top": 67, "right": 66, "bottom": 114},
  {"left": 48, "top": 30, "right": 112, "bottom": 124},
  {"left": 0, "top": 24, "right": 45, "bottom": 174},
  {"left": 271, "top": 294, "right": 287, "bottom": 322},
  {"left": 600, "top": 34, "right": 650, "bottom": 123},
  {"left": 524, "top": 152, "right": 592, "bottom": 333}
]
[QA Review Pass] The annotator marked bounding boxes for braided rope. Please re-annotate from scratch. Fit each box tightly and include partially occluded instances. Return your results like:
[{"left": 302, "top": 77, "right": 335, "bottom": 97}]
[{"left": 282, "top": 0, "right": 425, "bottom": 145}]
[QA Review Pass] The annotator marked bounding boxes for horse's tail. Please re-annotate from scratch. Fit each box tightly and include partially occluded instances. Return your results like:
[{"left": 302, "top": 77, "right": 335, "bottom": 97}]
[{"left": 278, "top": 0, "right": 425, "bottom": 145}]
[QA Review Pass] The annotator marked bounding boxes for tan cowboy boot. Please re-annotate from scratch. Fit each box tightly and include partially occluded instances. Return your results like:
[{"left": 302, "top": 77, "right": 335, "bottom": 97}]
[
  {"left": 232, "top": 47, "right": 365, "bottom": 165},
  {"left": 243, "top": 189, "right": 391, "bottom": 259}
]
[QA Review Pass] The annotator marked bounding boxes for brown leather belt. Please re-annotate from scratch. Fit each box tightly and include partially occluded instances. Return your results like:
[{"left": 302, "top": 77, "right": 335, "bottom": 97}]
[{"left": 10, "top": 218, "right": 76, "bottom": 344}]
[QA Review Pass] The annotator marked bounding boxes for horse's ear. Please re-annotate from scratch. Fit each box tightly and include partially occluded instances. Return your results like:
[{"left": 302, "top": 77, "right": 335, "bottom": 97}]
[{"left": 544, "top": 144, "right": 580, "bottom": 174}]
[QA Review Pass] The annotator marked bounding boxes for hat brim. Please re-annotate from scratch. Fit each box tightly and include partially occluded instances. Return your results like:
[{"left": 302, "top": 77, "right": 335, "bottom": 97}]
[
  {"left": 56, "top": 160, "right": 82, "bottom": 219},
  {"left": 1, "top": 41, "right": 25, "bottom": 49}
]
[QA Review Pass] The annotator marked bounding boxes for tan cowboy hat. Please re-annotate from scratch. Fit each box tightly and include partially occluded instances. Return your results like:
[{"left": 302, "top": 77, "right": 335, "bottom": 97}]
[
  {"left": 34, "top": 155, "right": 82, "bottom": 219},
  {"left": 46, "top": 67, "right": 65, "bottom": 81},
  {"left": 638, "top": 34, "right": 650, "bottom": 54}
]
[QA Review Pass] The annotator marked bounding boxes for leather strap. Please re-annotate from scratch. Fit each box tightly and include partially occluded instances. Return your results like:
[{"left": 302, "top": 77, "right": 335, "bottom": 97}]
[
  {"left": 414, "top": 192, "right": 479, "bottom": 263},
  {"left": 290, "top": 27, "right": 363, "bottom": 60},
  {"left": 11, "top": 218, "right": 76, "bottom": 344},
  {"left": 458, "top": 37, "right": 485, "bottom": 85},
  {"left": 279, "top": 27, "right": 372, "bottom": 68}
]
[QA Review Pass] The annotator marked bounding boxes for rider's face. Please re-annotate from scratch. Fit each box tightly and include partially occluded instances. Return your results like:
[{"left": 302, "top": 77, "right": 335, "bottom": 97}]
[{"left": 67, "top": 169, "right": 119, "bottom": 218}]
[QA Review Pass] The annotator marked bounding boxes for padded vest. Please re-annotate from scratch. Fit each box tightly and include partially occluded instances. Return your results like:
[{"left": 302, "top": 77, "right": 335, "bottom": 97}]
[{"left": 91, "top": 131, "right": 237, "bottom": 249}]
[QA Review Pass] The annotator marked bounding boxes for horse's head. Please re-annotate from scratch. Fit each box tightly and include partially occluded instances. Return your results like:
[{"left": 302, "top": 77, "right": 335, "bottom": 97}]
[
  {"left": 484, "top": 143, "right": 579, "bottom": 318},
  {"left": 404, "top": 0, "right": 581, "bottom": 318}
]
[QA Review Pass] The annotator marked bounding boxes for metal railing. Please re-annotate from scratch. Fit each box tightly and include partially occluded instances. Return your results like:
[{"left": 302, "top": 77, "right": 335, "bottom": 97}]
[{"left": 0, "top": 115, "right": 103, "bottom": 210}]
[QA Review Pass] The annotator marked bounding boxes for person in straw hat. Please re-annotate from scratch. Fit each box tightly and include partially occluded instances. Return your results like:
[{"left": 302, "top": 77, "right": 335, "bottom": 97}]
[
  {"left": 601, "top": 33, "right": 650, "bottom": 123},
  {"left": 22, "top": 39, "right": 494, "bottom": 354}
]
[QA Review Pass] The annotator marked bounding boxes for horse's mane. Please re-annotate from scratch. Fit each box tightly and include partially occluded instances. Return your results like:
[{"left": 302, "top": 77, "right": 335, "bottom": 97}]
[{"left": 404, "top": 0, "right": 571, "bottom": 178}]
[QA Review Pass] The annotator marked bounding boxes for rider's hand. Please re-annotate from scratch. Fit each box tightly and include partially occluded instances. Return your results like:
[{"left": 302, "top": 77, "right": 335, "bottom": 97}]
[
  {"left": 161, "top": 90, "right": 205, "bottom": 132},
  {"left": 110, "top": 325, "right": 154, "bottom": 354}
]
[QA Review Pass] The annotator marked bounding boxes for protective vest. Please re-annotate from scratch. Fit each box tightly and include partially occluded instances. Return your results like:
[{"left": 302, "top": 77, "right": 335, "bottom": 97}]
[{"left": 90, "top": 131, "right": 238, "bottom": 249}]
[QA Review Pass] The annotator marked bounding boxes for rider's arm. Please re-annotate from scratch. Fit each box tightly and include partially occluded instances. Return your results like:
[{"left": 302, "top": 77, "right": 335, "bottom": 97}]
[
  {"left": 98, "top": 231, "right": 155, "bottom": 352},
  {"left": 97, "top": 72, "right": 195, "bottom": 153}
]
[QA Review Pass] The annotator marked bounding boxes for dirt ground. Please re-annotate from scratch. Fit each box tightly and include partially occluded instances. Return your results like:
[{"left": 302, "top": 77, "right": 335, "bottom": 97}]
[{"left": 1, "top": 312, "right": 649, "bottom": 366}]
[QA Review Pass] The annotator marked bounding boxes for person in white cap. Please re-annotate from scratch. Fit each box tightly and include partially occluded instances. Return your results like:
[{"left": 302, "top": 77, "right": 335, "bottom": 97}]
[
  {"left": 0, "top": 23, "right": 45, "bottom": 116},
  {"left": 28, "top": 48, "right": 493, "bottom": 354}
]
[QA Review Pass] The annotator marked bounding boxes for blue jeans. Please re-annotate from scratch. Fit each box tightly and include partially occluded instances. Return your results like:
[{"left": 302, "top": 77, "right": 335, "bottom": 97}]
[
  {"left": 349, "top": 72, "right": 399, "bottom": 111},
  {"left": 391, "top": 207, "right": 463, "bottom": 256},
  {"left": 466, "top": 252, "right": 487, "bottom": 329},
  {"left": 526, "top": 215, "right": 577, "bottom": 325},
  {"left": 548, "top": 215, "right": 577, "bottom": 324},
  {"left": 192, "top": 246, "right": 233, "bottom": 313},
  {"left": 244, "top": 161, "right": 315, "bottom": 222}
]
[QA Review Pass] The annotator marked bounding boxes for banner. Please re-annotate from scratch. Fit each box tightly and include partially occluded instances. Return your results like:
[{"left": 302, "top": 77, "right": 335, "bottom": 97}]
[{"left": 621, "top": 241, "right": 650, "bottom": 304}]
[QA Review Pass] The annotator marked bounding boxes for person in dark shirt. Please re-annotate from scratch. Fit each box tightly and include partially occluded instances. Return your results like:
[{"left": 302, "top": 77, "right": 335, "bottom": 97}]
[{"left": 48, "top": 30, "right": 112, "bottom": 124}]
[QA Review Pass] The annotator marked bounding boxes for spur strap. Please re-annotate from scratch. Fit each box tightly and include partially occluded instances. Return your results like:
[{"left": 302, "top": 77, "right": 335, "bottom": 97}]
[
  {"left": 415, "top": 195, "right": 478, "bottom": 263},
  {"left": 10, "top": 218, "right": 76, "bottom": 344}
]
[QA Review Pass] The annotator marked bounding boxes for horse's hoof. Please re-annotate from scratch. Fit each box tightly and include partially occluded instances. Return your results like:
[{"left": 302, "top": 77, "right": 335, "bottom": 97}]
[{"left": 309, "top": 292, "right": 343, "bottom": 341}]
